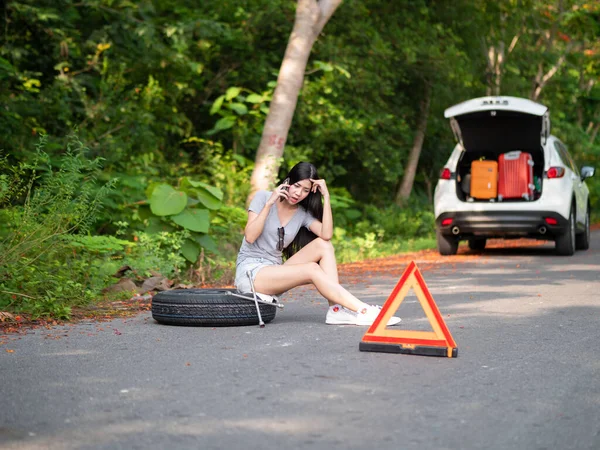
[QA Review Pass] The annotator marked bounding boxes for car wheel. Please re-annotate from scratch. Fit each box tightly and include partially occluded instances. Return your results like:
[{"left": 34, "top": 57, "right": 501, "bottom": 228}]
[
  {"left": 152, "top": 289, "right": 277, "bottom": 326},
  {"left": 468, "top": 239, "right": 486, "bottom": 252},
  {"left": 436, "top": 229, "right": 458, "bottom": 256},
  {"left": 575, "top": 207, "right": 590, "bottom": 251},
  {"left": 555, "top": 205, "right": 576, "bottom": 256}
]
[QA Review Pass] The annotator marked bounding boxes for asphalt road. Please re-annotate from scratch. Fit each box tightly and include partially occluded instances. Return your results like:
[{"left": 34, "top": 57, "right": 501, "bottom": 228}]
[{"left": 1, "top": 233, "right": 600, "bottom": 450}]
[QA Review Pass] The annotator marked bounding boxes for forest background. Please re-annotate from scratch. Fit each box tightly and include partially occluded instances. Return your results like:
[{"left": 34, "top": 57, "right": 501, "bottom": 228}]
[{"left": 1, "top": 0, "right": 599, "bottom": 319}]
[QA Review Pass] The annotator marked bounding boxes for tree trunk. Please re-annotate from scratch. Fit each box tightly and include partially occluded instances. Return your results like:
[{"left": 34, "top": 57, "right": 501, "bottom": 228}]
[
  {"left": 395, "top": 82, "right": 432, "bottom": 205},
  {"left": 247, "top": 0, "right": 342, "bottom": 204},
  {"left": 530, "top": 49, "right": 570, "bottom": 101}
]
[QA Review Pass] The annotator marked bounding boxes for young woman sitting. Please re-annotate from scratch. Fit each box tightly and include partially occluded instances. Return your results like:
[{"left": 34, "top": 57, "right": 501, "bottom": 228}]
[{"left": 235, "top": 161, "right": 401, "bottom": 326}]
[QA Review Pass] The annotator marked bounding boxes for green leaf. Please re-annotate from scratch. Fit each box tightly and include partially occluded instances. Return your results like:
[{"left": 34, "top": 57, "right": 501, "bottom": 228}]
[
  {"left": 314, "top": 60, "right": 334, "bottom": 72},
  {"left": 184, "top": 179, "right": 224, "bottom": 201},
  {"left": 181, "top": 239, "right": 200, "bottom": 263},
  {"left": 149, "top": 184, "right": 187, "bottom": 216},
  {"left": 228, "top": 103, "right": 248, "bottom": 115},
  {"left": 335, "top": 66, "right": 351, "bottom": 78},
  {"left": 225, "top": 87, "right": 242, "bottom": 101},
  {"left": 145, "top": 182, "right": 162, "bottom": 201},
  {"left": 260, "top": 105, "right": 270, "bottom": 115},
  {"left": 245, "top": 94, "right": 263, "bottom": 103},
  {"left": 195, "top": 234, "right": 220, "bottom": 255},
  {"left": 196, "top": 188, "right": 223, "bottom": 210},
  {"left": 170, "top": 208, "right": 210, "bottom": 232},
  {"left": 232, "top": 154, "right": 247, "bottom": 166},
  {"left": 210, "top": 95, "right": 225, "bottom": 115},
  {"left": 213, "top": 116, "right": 236, "bottom": 132}
]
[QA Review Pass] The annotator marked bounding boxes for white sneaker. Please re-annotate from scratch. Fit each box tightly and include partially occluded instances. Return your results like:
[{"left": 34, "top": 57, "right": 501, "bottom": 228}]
[
  {"left": 325, "top": 305, "right": 358, "bottom": 325},
  {"left": 355, "top": 305, "right": 401, "bottom": 326}
]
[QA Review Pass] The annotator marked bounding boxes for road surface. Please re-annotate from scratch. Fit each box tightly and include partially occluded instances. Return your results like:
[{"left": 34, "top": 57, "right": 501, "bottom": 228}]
[{"left": 1, "top": 233, "right": 599, "bottom": 450}]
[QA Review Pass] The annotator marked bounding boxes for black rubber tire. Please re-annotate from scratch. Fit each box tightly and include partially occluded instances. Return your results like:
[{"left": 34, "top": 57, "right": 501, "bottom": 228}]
[
  {"left": 556, "top": 205, "right": 576, "bottom": 256},
  {"left": 436, "top": 229, "right": 458, "bottom": 256},
  {"left": 468, "top": 239, "right": 487, "bottom": 252},
  {"left": 152, "top": 289, "right": 277, "bottom": 326},
  {"left": 575, "top": 207, "right": 590, "bottom": 251}
]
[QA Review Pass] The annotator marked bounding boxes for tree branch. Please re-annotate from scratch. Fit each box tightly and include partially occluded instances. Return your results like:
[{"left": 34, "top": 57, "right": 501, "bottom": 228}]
[
  {"left": 507, "top": 30, "right": 521, "bottom": 55},
  {"left": 531, "top": 43, "right": 574, "bottom": 101},
  {"left": 0, "top": 289, "right": 36, "bottom": 300},
  {"left": 315, "top": 0, "right": 343, "bottom": 35}
]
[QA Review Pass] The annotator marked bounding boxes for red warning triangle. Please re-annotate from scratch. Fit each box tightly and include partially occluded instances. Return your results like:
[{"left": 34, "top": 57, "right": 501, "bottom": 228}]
[{"left": 360, "top": 261, "right": 457, "bottom": 358}]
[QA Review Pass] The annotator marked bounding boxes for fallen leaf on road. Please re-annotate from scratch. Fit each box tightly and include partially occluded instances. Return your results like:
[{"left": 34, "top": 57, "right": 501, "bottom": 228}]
[{"left": 6, "top": 349, "right": 14, "bottom": 353}]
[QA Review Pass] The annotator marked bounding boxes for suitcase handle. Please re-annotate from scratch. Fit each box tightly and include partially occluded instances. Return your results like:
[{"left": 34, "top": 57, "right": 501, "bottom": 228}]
[{"left": 503, "top": 151, "right": 522, "bottom": 160}]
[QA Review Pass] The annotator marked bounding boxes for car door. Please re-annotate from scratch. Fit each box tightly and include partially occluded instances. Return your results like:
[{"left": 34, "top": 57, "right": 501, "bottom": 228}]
[{"left": 554, "top": 140, "right": 585, "bottom": 225}]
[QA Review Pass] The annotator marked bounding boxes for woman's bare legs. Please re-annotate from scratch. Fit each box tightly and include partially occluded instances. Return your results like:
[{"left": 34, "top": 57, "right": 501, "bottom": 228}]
[
  {"left": 252, "top": 238, "right": 367, "bottom": 311},
  {"left": 284, "top": 238, "right": 339, "bottom": 305},
  {"left": 253, "top": 263, "right": 367, "bottom": 312}
]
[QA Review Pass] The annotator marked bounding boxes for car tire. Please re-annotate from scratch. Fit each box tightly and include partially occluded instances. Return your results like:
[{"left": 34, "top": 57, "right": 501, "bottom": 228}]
[
  {"left": 556, "top": 205, "right": 576, "bottom": 256},
  {"left": 575, "top": 207, "right": 590, "bottom": 251},
  {"left": 468, "top": 239, "right": 486, "bottom": 252},
  {"left": 152, "top": 289, "right": 277, "bottom": 326},
  {"left": 436, "top": 229, "right": 458, "bottom": 256}
]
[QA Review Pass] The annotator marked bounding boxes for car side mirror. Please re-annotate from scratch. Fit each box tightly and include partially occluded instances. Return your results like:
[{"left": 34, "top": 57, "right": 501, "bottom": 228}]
[{"left": 580, "top": 166, "right": 595, "bottom": 181}]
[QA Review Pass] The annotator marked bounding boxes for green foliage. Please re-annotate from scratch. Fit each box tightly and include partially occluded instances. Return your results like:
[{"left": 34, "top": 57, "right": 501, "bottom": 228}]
[
  {"left": 0, "top": 135, "right": 116, "bottom": 318},
  {"left": 142, "top": 176, "right": 223, "bottom": 263},
  {"left": 358, "top": 203, "right": 435, "bottom": 240},
  {"left": 122, "top": 231, "right": 190, "bottom": 279},
  {"left": 332, "top": 227, "right": 437, "bottom": 264}
]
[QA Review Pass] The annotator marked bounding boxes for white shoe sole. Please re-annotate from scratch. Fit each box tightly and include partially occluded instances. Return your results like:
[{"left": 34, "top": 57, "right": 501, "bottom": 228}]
[
  {"left": 325, "top": 317, "right": 357, "bottom": 325},
  {"left": 356, "top": 316, "right": 402, "bottom": 326}
]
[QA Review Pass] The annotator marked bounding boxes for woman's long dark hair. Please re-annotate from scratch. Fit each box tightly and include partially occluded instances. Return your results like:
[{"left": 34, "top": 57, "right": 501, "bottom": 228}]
[{"left": 281, "top": 162, "right": 323, "bottom": 259}]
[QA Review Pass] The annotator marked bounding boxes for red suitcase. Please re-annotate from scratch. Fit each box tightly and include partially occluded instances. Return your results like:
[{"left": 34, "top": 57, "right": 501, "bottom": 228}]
[{"left": 498, "top": 151, "right": 534, "bottom": 201}]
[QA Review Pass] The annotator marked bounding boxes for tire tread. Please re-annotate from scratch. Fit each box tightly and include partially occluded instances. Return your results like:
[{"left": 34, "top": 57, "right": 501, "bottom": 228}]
[{"left": 151, "top": 289, "right": 277, "bottom": 326}]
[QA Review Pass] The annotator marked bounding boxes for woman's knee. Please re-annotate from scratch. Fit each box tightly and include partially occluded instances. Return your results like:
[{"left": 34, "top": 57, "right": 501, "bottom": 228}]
[
  {"left": 304, "top": 261, "right": 323, "bottom": 279},
  {"left": 314, "top": 237, "right": 335, "bottom": 254}
]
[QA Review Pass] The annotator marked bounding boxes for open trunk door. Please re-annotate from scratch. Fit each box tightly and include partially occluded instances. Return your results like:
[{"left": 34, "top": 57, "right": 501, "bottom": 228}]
[{"left": 444, "top": 96, "right": 550, "bottom": 153}]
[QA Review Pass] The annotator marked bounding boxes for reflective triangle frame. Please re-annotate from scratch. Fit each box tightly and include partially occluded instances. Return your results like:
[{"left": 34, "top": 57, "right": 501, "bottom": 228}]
[{"left": 359, "top": 261, "right": 458, "bottom": 358}]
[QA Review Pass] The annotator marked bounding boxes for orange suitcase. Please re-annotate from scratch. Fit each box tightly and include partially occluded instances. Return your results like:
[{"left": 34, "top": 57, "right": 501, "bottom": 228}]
[{"left": 470, "top": 160, "right": 498, "bottom": 199}]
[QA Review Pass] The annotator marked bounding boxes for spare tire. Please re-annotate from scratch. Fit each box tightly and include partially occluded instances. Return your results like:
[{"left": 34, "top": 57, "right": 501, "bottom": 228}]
[{"left": 152, "top": 289, "right": 277, "bottom": 327}]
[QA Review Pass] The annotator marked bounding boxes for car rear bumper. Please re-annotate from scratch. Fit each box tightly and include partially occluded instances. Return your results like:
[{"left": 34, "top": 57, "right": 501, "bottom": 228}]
[{"left": 436, "top": 211, "right": 569, "bottom": 238}]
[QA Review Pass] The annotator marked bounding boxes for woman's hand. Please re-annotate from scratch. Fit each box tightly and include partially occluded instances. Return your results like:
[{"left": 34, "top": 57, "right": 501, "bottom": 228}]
[
  {"left": 267, "top": 180, "right": 290, "bottom": 205},
  {"left": 309, "top": 178, "right": 329, "bottom": 199}
]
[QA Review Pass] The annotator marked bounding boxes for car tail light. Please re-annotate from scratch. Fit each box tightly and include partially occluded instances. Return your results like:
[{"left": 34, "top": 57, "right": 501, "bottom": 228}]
[
  {"left": 544, "top": 217, "right": 558, "bottom": 225},
  {"left": 441, "top": 218, "right": 453, "bottom": 226},
  {"left": 439, "top": 168, "right": 452, "bottom": 180},
  {"left": 546, "top": 167, "right": 565, "bottom": 179}
]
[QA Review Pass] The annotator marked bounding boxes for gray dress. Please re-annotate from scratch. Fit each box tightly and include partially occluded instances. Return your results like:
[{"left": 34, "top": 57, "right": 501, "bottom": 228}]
[{"left": 234, "top": 190, "right": 316, "bottom": 293}]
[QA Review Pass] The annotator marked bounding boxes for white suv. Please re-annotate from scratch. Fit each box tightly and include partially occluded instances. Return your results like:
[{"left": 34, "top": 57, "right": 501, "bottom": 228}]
[{"left": 433, "top": 96, "right": 595, "bottom": 256}]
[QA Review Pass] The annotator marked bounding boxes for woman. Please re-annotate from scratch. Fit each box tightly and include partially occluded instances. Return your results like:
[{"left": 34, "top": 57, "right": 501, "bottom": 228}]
[{"left": 235, "top": 162, "right": 400, "bottom": 326}]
